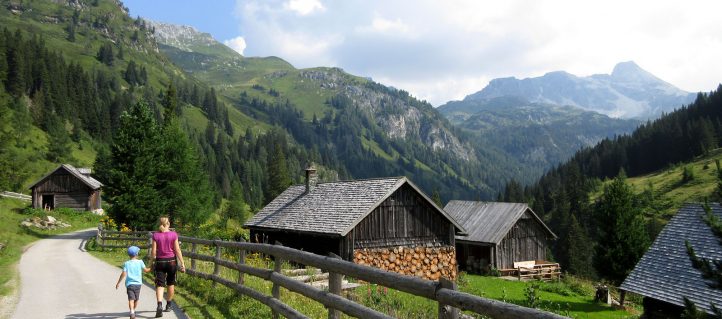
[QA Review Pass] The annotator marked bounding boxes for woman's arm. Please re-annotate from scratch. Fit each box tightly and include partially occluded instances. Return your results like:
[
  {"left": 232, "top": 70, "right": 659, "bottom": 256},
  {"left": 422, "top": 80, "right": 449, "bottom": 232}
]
[{"left": 173, "top": 238, "right": 185, "bottom": 272}]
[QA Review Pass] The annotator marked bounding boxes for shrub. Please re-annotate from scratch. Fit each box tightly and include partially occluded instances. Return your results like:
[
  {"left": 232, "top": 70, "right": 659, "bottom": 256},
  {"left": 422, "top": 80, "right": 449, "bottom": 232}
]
[{"left": 525, "top": 283, "right": 541, "bottom": 308}]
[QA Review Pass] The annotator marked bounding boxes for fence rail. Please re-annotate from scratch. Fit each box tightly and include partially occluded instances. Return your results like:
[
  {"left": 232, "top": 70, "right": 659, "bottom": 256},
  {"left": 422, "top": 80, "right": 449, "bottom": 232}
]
[
  {"left": 1, "top": 191, "right": 31, "bottom": 201},
  {"left": 96, "top": 227, "right": 567, "bottom": 319}
]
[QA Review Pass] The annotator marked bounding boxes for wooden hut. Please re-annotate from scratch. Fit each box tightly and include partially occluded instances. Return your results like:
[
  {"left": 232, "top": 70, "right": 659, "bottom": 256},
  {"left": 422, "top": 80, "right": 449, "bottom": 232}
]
[
  {"left": 244, "top": 166, "right": 467, "bottom": 280},
  {"left": 620, "top": 203, "right": 722, "bottom": 318},
  {"left": 29, "top": 164, "right": 103, "bottom": 211},
  {"left": 443, "top": 201, "right": 557, "bottom": 272}
]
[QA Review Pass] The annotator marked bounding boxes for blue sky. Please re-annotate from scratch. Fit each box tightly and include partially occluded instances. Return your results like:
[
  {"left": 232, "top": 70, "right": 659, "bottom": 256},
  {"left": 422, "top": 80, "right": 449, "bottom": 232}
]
[{"left": 123, "top": 0, "right": 722, "bottom": 106}]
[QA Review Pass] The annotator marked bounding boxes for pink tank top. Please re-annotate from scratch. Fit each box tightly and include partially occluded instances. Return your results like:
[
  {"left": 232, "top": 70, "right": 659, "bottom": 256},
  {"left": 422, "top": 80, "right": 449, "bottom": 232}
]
[{"left": 152, "top": 231, "right": 178, "bottom": 259}]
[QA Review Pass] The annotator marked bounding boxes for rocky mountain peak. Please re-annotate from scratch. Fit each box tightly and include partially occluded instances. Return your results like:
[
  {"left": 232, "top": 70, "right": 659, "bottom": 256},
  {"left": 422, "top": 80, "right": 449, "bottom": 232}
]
[
  {"left": 146, "top": 20, "right": 217, "bottom": 52},
  {"left": 461, "top": 61, "right": 695, "bottom": 119},
  {"left": 611, "top": 61, "right": 660, "bottom": 84}
]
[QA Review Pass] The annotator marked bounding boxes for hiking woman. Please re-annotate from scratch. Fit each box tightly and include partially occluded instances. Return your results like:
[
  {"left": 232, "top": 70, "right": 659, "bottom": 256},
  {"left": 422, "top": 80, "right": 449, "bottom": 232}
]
[{"left": 151, "top": 216, "right": 185, "bottom": 318}]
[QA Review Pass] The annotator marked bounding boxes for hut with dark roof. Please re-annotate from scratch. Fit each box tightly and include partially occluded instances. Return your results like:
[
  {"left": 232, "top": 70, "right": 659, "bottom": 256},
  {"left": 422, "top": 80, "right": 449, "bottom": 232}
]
[
  {"left": 29, "top": 164, "right": 103, "bottom": 211},
  {"left": 244, "top": 166, "right": 466, "bottom": 280},
  {"left": 620, "top": 203, "right": 722, "bottom": 318},
  {"left": 444, "top": 200, "right": 557, "bottom": 272}
]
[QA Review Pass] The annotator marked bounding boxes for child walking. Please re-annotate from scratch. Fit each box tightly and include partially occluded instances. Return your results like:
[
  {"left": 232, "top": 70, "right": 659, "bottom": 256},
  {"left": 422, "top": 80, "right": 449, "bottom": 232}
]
[{"left": 115, "top": 246, "right": 151, "bottom": 319}]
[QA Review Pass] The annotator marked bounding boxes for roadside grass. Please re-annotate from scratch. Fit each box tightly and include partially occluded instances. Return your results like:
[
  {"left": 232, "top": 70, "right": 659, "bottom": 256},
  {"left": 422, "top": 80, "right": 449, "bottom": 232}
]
[{"left": 0, "top": 198, "right": 103, "bottom": 296}]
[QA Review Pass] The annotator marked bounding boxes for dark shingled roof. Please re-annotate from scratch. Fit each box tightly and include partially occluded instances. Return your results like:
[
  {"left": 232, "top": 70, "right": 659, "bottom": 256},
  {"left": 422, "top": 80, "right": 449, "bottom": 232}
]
[
  {"left": 244, "top": 177, "right": 465, "bottom": 236},
  {"left": 444, "top": 200, "right": 556, "bottom": 244},
  {"left": 29, "top": 164, "right": 103, "bottom": 190},
  {"left": 620, "top": 203, "right": 722, "bottom": 314}
]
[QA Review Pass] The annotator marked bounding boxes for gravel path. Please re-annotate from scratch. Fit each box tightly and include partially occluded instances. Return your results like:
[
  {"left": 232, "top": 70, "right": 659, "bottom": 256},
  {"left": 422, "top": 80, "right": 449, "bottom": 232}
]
[{"left": 11, "top": 229, "right": 185, "bottom": 319}]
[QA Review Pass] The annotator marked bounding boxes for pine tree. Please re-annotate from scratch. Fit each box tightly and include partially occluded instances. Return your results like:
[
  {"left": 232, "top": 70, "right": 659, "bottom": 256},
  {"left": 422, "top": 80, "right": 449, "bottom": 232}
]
[
  {"left": 124, "top": 60, "right": 138, "bottom": 85},
  {"left": 593, "top": 172, "right": 650, "bottom": 284},
  {"left": 45, "top": 115, "right": 73, "bottom": 162},
  {"left": 566, "top": 214, "right": 595, "bottom": 277},
  {"left": 226, "top": 180, "right": 249, "bottom": 223},
  {"left": 266, "top": 140, "right": 291, "bottom": 201},
  {"left": 94, "top": 102, "right": 166, "bottom": 230},
  {"left": 161, "top": 83, "right": 177, "bottom": 122},
  {"left": 158, "top": 118, "right": 213, "bottom": 226},
  {"left": 96, "top": 43, "right": 114, "bottom": 66}
]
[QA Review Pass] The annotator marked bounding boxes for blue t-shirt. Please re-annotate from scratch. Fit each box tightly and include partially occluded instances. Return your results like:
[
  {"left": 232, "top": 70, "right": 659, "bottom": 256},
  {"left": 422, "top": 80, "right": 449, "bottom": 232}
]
[{"left": 123, "top": 259, "right": 146, "bottom": 287}]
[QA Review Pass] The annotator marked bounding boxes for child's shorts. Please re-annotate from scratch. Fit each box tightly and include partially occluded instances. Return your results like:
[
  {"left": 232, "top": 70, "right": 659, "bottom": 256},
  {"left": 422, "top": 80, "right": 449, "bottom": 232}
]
[{"left": 126, "top": 284, "right": 141, "bottom": 300}]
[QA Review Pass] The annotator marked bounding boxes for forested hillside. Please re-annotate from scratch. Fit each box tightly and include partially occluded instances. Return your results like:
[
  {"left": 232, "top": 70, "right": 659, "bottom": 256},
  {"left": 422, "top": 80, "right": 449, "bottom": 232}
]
[
  {"left": 501, "top": 85, "right": 722, "bottom": 282},
  {"left": 0, "top": 0, "right": 527, "bottom": 225},
  {"left": 439, "top": 96, "right": 640, "bottom": 176}
]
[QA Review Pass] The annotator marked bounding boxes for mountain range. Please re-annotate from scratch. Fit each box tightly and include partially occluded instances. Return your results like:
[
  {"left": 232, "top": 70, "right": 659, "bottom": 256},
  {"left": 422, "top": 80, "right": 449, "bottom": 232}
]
[{"left": 463, "top": 61, "right": 695, "bottom": 119}]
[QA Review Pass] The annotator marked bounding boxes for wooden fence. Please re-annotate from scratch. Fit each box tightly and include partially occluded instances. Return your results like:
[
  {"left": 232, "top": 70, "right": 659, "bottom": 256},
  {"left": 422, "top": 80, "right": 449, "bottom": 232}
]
[
  {"left": 96, "top": 227, "right": 567, "bottom": 319},
  {"left": 0, "top": 191, "right": 31, "bottom": 201}
]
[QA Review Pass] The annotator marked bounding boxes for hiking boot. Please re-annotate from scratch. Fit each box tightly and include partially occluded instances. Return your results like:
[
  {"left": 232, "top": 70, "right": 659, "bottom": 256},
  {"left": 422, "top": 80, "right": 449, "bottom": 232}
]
[
  {"left": 164, "top": 301, "right": 173, "bottom": 312},
  {"left": 155, "top": 307, "right": 163, "bottom": 318},
  {"left": 130, "top": 314, "right": 136, "bottom": 319}
]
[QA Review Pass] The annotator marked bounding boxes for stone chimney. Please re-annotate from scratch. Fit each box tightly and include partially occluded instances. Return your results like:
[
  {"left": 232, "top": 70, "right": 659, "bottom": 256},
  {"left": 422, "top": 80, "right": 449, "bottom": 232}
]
[{"left": 305, "top": 163, "right": 318, "bottom": 194}]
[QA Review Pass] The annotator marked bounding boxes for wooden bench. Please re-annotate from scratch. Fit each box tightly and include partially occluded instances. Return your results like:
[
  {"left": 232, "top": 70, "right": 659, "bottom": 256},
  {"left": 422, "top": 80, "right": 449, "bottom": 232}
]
[{"left": 500, "top": 260, "right": 561, "bottom": 281}]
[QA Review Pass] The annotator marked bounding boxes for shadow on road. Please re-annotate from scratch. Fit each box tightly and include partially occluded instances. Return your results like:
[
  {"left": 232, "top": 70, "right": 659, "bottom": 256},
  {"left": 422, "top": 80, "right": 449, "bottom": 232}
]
[{"left": 65, "top": 311, "right": 143, "bottom": 318}]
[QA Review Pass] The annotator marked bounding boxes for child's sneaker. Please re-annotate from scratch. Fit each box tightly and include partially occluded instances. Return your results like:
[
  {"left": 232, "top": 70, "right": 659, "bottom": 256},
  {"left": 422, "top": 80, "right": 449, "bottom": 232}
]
[{"left": 164, "top": 301, "right": 173, "bottom": 312}]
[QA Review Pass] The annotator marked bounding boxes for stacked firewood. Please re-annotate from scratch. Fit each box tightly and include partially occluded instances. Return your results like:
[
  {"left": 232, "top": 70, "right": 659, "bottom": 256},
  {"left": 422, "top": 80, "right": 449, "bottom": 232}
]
[{"left": 353, "top": 246, "right": 457, "bottom": 281}]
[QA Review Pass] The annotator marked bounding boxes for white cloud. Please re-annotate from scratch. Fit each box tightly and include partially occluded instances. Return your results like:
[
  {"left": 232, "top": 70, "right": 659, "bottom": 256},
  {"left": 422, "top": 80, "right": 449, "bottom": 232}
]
[
  {"left": 356, "top": 16, "right": 411, "bottom": 35},
  {"left": 223, "top": 36, "right": 247, "bottom": 55},
  {"left": 284, "top": 0, "right": 324, "bottom": 15},
  {"left": 232, "top": 0, "right": 722, "bottom": 105}
]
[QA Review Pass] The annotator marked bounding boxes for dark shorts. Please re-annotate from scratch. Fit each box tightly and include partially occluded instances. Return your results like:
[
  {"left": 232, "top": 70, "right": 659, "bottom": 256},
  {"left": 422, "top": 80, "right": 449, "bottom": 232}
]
[
  {"left": 154, "top": 258, "right": 177, "bottom": 287},
  {"left": 126, "top": 284, "right": 141, "bottom": 300}
]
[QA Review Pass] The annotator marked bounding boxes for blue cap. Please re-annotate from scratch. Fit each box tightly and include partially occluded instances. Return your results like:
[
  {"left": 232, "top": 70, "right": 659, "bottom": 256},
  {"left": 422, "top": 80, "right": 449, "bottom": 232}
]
[{"left": 127, "top": 246, "right": 141, "bottom": 257}]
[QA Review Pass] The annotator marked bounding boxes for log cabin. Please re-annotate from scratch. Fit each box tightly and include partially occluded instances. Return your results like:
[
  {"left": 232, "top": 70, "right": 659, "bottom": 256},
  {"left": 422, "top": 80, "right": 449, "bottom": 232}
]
[
  {"left": 29, "top": 164, "right": 103, "bottom": 211},
  {"left": 244, "top": 165, "right": 467, "bottom": 280},
  {"left": 444, "top": 201, "right": 557, "bottom": 272}
]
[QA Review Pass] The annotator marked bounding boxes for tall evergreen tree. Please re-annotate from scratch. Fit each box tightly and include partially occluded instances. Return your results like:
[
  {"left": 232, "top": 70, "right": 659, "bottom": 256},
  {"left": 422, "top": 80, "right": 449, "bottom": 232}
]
[
  {"left": 266, "top": 140, "right": 291, "bottom": 201},
  {"left": 566, "top": 214, "right": 595, "bottom": 277},
  {"left": 95, "top": 102, "right": 164, "bottom": 230},
  {"left": 593, "top": 172, "right": 650, "bottom": 284}
]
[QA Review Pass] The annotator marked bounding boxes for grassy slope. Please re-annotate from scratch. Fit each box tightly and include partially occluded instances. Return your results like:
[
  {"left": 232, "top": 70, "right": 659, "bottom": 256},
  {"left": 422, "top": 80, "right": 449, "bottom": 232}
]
[{"left": 591, "top": 148, "right": 722, "bottom": 220}]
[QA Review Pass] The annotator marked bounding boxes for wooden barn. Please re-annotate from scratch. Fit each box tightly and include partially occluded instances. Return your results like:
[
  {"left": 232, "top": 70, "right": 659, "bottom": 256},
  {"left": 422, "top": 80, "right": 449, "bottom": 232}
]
[
  {"left": 29, "top": 164, "right": 103, "bottom": 211},
  {"left": 620, "top": 203, "right": 722, "bottom": 318},
  {"left": 244, "top": 166, "right": 467, "bottom": 280},
  {"left": 444, "top": 201, "right": 557, "bottom": 272}
]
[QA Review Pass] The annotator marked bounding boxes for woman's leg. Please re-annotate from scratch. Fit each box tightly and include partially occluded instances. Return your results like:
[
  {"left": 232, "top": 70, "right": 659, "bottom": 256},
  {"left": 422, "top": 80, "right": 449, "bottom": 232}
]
[
  {"left": 167, "top": 285, "right": 174, "bottom": 302},
  {"left": 156, "top": 286, "right": 165, "bottom": 303}
]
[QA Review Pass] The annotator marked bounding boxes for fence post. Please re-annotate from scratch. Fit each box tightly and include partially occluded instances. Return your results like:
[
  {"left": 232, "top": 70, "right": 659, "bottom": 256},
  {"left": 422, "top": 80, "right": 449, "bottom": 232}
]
[
  {"left": 272, "top": 241, "right": 283, "bottom": 319},
  {"left": 238, "top": 240, "right": 246, "bottom": 285},
  {"left": 191, "top": 242, "right": 197, "bottom": 270},
  {"left": 96, "top": 224, "right": 102, "bottom": 251},
  {"left": 147, "top": 232, "right": 153, "bottom": 258},
  {"left": 437, "top": 278, "right": 459, "bottom": 319},
  {"left": 212, "top": 238, "right": 222, "bottom": 287},
  {"left": 328, "top": 253, "right": 343, "bottom": 319},
  {"left": 100, "top": 225, "right": 105, "bottom": 252}
]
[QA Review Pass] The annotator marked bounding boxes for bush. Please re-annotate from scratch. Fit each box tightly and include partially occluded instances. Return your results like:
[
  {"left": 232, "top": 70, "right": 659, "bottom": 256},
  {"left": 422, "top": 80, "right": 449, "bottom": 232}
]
[
  {"left": 682, "top": 165, "right": 695, "bottom": 183},
  {"left": 525, "top": 283, "right": 540, "bottom": 308}
]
